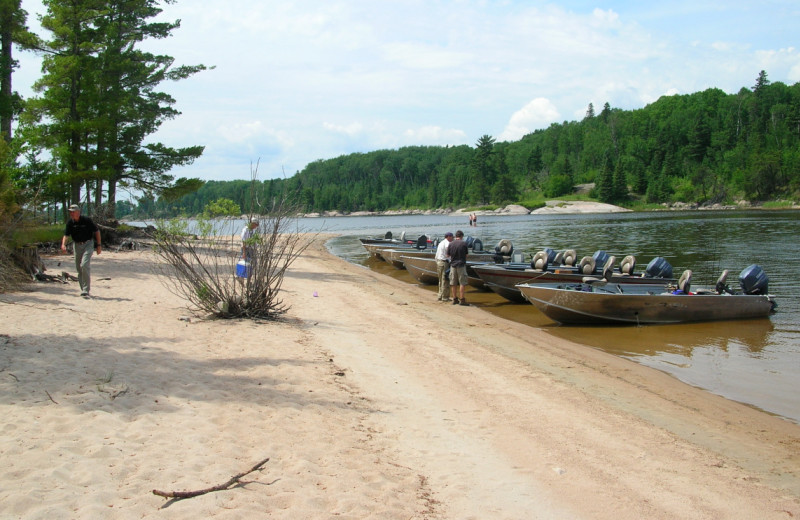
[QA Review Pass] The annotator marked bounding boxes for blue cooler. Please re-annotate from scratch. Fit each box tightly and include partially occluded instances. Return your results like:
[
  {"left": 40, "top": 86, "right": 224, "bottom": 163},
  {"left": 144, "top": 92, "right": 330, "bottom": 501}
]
[{"left": 236, "top": 260, "right": 250, "bottom": 278}]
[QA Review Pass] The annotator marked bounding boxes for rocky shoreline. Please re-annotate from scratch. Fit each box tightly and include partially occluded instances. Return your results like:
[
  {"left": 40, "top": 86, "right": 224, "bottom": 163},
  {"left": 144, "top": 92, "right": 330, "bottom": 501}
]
[{"left": 299, "top": 199, "right": 799, "bottom": 218}]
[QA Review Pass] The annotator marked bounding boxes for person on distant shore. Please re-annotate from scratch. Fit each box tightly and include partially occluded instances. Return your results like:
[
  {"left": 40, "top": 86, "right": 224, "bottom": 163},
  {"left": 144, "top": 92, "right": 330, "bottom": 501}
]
[
  {"left": 241, "top": 218, "right": 259, "bottom": 262},
  {"left": 447, "top": 230, "right": 469, "bottom": 306},
  {"left": 435, "top": 232, "right": 454, "bottom": 301},
  {"left": 61, "top": 204, "right": 101, "bottom": 298}
]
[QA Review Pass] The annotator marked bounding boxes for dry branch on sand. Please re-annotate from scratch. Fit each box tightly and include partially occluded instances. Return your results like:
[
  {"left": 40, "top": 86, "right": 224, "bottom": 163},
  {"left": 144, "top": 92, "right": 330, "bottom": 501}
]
[{"left": 152, "top": 457, "right": 271, "bottom": 501}]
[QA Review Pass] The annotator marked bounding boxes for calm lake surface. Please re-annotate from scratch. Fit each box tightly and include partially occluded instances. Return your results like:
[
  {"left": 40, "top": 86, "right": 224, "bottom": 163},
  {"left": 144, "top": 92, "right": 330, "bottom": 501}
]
[{"left": 312, "top": 210, "right": 800, "bottom": 424}]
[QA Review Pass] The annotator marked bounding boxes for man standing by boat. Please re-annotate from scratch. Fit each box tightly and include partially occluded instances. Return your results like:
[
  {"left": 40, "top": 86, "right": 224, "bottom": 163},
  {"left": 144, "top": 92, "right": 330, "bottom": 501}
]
[
  {"left": 447, "top": 230, "right": 469, "bottom": 306},
  {"left": 61, "top": 204, "right": 102, "bottom": 298},
  {"left": 435, "top": 232, "right": 454, "bottom": 301}
]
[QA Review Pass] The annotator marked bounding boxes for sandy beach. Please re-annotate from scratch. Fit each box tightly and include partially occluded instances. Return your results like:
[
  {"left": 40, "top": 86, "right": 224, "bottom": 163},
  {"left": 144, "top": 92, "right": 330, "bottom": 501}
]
[{"left": 1, "top": 236, "right": 799, "bottom": 519}]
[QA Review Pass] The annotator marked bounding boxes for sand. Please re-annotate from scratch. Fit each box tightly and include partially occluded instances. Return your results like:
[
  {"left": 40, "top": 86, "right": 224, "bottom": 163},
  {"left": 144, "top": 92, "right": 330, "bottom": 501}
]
[{"left": 1, "top": 236, "right": 798, "bottom": 519}]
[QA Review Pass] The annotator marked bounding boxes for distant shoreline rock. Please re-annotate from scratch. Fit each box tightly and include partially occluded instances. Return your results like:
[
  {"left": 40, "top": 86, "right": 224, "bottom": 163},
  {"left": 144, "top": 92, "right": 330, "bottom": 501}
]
[{"left": 296, "top": 199, "right": 799, "bottom": 218}]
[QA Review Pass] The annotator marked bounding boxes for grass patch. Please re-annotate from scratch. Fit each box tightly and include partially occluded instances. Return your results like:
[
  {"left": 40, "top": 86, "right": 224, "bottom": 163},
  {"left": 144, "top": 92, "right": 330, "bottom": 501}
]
[
  {"left": 462, "top": 204, "right": 500, "bottom": 212},
  {"left": 760, "top": 200, "right": 798, "bottom": 209},
  {"left": 8, "top": 224, "right": 63, "bottom": 248}
]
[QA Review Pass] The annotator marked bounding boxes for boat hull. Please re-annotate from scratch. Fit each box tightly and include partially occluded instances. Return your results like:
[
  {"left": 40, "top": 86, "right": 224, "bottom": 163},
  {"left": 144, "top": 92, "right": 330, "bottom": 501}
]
[
  {"left": 472, "top": 264, "right": 673, "bottom": 302},
  {"left": 517, "top": 283, "right": 775, "bottom": 325},
  {"left": 401, "top": 255, "right": 488, "bottom": 288}
]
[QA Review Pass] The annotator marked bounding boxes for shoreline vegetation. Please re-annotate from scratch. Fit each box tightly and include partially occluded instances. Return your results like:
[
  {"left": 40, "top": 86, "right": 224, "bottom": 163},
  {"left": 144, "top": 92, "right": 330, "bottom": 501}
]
[{"left": 1, "top": 237, "right": 797, "bottom": 517}]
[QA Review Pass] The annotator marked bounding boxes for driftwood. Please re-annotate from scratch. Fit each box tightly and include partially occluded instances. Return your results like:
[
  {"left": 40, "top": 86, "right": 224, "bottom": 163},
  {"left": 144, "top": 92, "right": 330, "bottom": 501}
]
[
  {"left": 15, "top": 246, "right": 46, "bottom": 280},
  {"left": 152, "top": 457, "right": 270, "bottom": 500}
]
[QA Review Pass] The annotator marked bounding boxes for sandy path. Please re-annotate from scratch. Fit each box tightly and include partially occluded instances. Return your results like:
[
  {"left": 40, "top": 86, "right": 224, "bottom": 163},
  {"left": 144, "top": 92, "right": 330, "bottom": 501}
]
[{"left": 0, "top": 237, "right": 798, "bottom": 519}]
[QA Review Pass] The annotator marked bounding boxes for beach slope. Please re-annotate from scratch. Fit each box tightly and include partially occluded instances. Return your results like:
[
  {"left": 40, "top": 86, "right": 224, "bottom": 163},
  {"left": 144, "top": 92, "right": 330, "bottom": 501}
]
[{"left": 0, "top": 238, "right": 798, "bottom": 519}]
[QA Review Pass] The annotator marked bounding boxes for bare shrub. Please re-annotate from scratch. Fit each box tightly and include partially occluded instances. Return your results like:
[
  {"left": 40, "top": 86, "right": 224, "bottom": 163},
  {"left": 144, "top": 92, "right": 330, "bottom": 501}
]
[{"left": 150, "top": 194, "right": 314, "bottom": 320}]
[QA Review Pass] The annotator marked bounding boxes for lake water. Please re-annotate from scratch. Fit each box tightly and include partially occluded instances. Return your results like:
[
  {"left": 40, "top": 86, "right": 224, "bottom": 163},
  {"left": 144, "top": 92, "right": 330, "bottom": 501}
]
[{"left": 312, "top": 210, "right": 800, "bottom": 424}]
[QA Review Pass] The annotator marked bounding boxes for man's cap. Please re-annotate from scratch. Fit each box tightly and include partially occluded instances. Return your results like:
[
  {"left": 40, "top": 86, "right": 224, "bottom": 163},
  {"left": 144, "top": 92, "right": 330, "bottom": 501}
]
[
  {"left": 67, "top": 204, "right": 80, "bottom": 212},
  {"left": 444, "top": 232, "right": 454, "bottom": 237}
]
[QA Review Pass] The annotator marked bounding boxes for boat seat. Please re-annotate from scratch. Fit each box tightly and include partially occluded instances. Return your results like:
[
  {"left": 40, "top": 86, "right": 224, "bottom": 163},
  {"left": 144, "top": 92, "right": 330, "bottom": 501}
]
[
  {"left": 400, "top": 231, "right": 406, "bottom": 242},
  {"left": 602, "top": 256, "right": 616, "bottom": 281},
  {"left": 562, "top": 249, "right": 577, "bottom": 266},
  {"left": 696, "top": 269, "right": 732, "bottom": 295},
  {"left": 495, "top": 239, "right": 513, "bottom": 256},
  {"left": 582, "top": 256, "right": 616, "bottom": 286},
  {"left": 578, "top": 256, "right": 596, "bottom": 275},
  {"left": 531, "top": 251, "right": 549, "bottom": 271},
  {"left": 715, "top": 269, "right": 731, "bottom": 294},
  {"left": 553, "top": 251, "right": 564, "bottom": 265},
  {"left": 619, "top": 255, "right": 636, "bottom": 275},
  {"left": 678, "top": 270, "right": 692, "bottom": 294}
]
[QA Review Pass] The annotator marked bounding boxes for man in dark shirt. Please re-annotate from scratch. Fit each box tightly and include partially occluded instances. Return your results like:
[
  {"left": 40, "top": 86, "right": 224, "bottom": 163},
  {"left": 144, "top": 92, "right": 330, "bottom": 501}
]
[
  {"left": 446, "top": 229, "right": 469, "bottom": 305},
  {"left": 61, "top": 204, "right": 102, "bottom": 298}
]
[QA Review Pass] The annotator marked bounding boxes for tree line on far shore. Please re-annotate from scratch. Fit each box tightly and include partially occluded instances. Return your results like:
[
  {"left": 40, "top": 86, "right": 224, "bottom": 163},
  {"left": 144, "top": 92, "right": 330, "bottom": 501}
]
[{"left": 129, "top": 71, "right": 800, "bottom": 219}]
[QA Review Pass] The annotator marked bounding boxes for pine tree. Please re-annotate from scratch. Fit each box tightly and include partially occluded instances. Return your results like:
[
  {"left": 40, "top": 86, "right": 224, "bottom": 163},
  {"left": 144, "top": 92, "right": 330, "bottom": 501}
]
[
  {"left": 597, "top": 152, "right": 614, "bottom": 203},
  {"left": 612, "top": 157, "right": 627, "bottom": 202},
  {"left": 22, "top": 0, "right": 207, "bottom": 216}
]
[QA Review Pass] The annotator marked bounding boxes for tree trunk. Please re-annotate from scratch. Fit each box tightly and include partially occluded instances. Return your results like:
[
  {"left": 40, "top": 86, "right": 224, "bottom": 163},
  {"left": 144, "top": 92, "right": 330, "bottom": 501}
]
[
  {"left": 107, "top": 177, "right": 117, "bottom": 219},
  {"left": 95, "top": 178, "right": 103, "bottom": 211},
  {"left": 0, "top": 3, "right": 13, "bottom": 142}
]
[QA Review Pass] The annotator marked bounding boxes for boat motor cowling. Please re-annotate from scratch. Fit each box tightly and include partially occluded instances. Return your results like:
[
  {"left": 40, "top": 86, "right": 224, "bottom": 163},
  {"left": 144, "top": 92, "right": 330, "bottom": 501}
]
[
  {"left": 645, "top": 257, "right": 673, "bottom": 279},
  {"left": 416, "top": 235, "right": 428, "bottom": 250},
  {"left": 739, "top": 264, "right": 769, "bottom": 295},
  {"left": 592, "top": 250, "right": 609, "bottom": 268},
  {"left": 543, "top": 247, "right": 558, "bottom": 264},
  {"left": 472, "top": 238, "right": 483, "bottom": 252}
]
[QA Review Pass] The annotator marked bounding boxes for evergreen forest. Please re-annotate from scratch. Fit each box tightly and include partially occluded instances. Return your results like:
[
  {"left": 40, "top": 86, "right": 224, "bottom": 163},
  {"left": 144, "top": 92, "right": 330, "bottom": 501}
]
[{"left": 136, "top": 71, "right": 800, "bottom": 219}]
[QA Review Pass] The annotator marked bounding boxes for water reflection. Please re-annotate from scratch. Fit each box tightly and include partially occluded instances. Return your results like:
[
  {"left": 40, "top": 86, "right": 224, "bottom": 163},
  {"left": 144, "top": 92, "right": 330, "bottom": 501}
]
[{"left": 546, "top": 319, "right": 775, "bottom": 358}]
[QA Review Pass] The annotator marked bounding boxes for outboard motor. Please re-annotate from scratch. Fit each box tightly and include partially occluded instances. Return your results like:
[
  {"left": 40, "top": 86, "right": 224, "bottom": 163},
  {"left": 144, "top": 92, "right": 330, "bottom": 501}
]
[
  {"left": 543, "top": 247, "right": 557, "bottom": 264},
  {"left": 416, "top": 235, "right": 428, "bottom": 250},
  {"left": 592, "top": 250, "right": 609, "bottom": 268},
  {"left": 645, "top": 257, "right": 673, "bottom": 279},
  {"left": 739, "top": 264, "right": 769, "bottom": 295}
]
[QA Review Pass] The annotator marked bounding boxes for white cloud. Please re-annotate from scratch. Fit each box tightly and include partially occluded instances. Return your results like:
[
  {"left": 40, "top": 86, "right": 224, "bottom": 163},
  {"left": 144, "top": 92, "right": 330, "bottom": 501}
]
[
  {"left": 323, "top": 121, "right": 365, "bottom": 137},
  {"left": 218, "top": 121, "right": 266, "bottom": 143},
  {"left": 402, "top": 126, "right": 469, "bottom": 145},
  {"left": 12, "top": 0, "right": 800, "bottom": 182},
  {"left": 498, "top": 98, "right": 561, "bottom": 142}
]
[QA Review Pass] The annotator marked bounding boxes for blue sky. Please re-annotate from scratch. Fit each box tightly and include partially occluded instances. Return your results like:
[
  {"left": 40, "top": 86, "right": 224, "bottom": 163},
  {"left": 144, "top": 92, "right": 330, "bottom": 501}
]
[{"left": 15, "top": 1, "right": 800, "bottom": 186}]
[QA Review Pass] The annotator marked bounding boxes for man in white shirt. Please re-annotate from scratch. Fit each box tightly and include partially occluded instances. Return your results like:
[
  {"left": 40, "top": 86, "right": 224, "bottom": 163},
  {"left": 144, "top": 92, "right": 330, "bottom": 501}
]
[
  {"left": 435, "top": 232, "right": 454, "bottom": 301},
  {"left": 241, "top": 218, "right": 259, "bottom": 261}
]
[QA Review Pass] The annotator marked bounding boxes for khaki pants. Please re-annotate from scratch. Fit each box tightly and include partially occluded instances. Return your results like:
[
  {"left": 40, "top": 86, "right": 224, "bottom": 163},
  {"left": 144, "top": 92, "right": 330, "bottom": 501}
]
[
  {"left": 73, "top": 240, "right": 94, "bottom": 294},
  {"left": 436, "top": 260, "right": 451, "bottom": 300}
]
